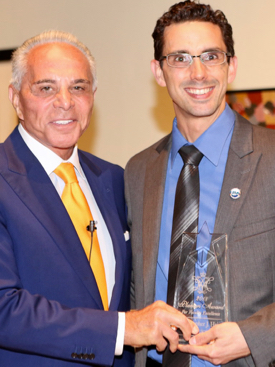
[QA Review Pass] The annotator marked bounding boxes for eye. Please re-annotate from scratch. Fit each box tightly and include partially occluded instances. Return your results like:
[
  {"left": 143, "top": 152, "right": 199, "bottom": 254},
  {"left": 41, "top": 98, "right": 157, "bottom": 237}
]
[
  {"left": 41, "top": 85, "right": 52, "bottom": 92},
  {"left": 203, "top": 52, "right": 219, "bottom": 61},
  {"left": 174, "top": 54, "right": 189, "bottom": 63},
  {"left": 71, "top": 83, "right": 91, "bottom": 94},
  {"left": 73, "top": 85, "right": 84, "bottom": 91},
  {"left": 206, "top": 52, "right": 218, "bottom": 60},
  {"left": 32, "top": 84, "right": 56, "bottom": 97}
]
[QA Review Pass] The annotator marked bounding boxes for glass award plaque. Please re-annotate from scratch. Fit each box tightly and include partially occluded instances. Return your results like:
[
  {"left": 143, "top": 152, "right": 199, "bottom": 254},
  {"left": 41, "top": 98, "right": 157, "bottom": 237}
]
[{"left": 172, "top": 225, "right": 228, "bottom": 344}]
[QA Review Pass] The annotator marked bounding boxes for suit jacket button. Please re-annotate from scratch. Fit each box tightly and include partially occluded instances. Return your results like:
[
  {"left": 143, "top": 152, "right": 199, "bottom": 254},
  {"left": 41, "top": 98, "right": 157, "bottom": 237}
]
[
  {"left": 83, "top": 354, "right": 89, "bottom": 360},
  {"left": 89, "top": 353, "right": 95, "bottom": 360},
  {"left": 71, "top": 353, "right": 77, "bottom": 359}
]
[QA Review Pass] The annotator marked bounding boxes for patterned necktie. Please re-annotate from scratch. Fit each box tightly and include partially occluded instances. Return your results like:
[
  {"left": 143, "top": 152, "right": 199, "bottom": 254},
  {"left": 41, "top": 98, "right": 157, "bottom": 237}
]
[
  {"left": 163, "top": 145, "right": 203, "bottom": 367},
  {"left": 54, "top": 162, "right": 108, "bottom": 310}
]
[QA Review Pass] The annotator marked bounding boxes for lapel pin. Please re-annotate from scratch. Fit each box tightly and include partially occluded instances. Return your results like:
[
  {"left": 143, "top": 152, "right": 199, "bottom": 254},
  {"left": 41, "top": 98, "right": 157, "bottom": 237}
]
[{"left": 230, "top": 188, "right": 241, "bottom": 200}]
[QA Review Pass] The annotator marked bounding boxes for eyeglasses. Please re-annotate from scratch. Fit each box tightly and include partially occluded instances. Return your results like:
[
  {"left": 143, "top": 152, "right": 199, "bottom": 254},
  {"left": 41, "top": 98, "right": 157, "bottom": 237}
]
[{"left": 159, "top": 51, "right": 231, "bottom": 68}]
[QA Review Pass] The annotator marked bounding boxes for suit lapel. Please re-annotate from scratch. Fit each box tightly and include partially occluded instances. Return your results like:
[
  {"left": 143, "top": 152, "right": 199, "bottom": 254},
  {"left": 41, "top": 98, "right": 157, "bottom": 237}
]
[
  {"left": 140, "top": 114, "right": 260, "bottom": 307},
  {"left": 79, "top": 152, "right": 126, "bottom": 310},
  {"left": 214, "top": 114, "right": 261, "bottom": 237},
  {"left": 143, "top": 135, "right": 171, "bottom": 305},
  {"left": 3, "top": 130, "right": 107, "bottom": 309}
]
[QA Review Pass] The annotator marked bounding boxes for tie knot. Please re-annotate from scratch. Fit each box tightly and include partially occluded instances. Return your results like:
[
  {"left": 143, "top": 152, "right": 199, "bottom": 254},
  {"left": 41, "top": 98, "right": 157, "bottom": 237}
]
[
  {"left": 54, "top": 163, "right": 78, "bottom": 184},
  {"left": 179, "top": 145, "right": 203, "bottom": 166}
]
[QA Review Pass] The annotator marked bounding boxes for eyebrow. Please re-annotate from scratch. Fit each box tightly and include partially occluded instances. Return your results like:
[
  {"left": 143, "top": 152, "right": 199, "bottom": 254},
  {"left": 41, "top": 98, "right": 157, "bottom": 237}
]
[
  {"left": 34, "top": 79, "right": 56, "bottom": 85},
  {"left": 33, "top": 79, "right": 91, "bottom": 85},
  {"left": 170, "top": 47, "right": 225, "bottom": 54},
  {"left": 74, "top": 79, "right": 91, "bottom": 84},
  {"left": 172, "top": 50, "right": 189, "bottom": 54},
  {"left": 202, "top": 47, "right": 225, "bottom": 53}
]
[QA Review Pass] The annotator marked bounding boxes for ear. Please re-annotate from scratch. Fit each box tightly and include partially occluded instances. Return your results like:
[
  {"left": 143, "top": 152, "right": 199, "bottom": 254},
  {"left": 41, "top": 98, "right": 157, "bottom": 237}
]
[
  {"left": 227, "top": 56, "right": 238, "bottom": 84},
  {"left": 8, "top": 85, "right": 24, "bottom": 120},
  {"left": 150, "top": 59, "right": 167, "bottom": 87}
]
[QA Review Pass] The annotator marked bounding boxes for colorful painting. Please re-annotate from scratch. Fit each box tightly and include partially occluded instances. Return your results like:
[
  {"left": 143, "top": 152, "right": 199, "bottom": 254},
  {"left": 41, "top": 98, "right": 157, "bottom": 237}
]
[{"left": 226, "top": 89, "right": 275, "bottom": 129}]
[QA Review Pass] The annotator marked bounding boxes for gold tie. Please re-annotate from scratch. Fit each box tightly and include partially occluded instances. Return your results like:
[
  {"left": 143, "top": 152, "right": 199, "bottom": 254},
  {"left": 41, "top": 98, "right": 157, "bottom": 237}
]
[{"left": 54, "top": 162, "right": 108, "bottom": 310}]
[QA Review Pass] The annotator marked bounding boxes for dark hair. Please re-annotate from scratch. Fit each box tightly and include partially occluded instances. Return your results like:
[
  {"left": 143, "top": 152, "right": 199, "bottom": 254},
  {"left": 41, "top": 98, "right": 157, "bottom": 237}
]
[{"left": 152, "top": 1, "right": 234, "bottom": 62}]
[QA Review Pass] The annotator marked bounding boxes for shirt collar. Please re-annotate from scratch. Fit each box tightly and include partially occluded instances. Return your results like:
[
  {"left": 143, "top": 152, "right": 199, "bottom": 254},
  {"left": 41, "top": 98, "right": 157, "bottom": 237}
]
[
  {"left": 171, "top": 103, "right": 235, "bottom": 167},
  {"left": 18, "top": 123, "right": 84, "bottom": 177}
]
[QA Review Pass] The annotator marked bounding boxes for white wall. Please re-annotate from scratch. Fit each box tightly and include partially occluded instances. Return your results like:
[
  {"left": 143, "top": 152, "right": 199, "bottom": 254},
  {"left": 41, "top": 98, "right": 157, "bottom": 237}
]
[{"left": 0, "top": 0, "right": 274, "bottom": 167}]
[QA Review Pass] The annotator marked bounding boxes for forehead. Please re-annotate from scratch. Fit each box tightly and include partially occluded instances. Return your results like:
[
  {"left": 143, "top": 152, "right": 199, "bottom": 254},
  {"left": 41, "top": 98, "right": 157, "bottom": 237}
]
[
  {"left": 163, "top": 21, "right": 226, "bottom": 54},
  {"left": 25, "top": 42, "right": 92, "bottom": 81}
]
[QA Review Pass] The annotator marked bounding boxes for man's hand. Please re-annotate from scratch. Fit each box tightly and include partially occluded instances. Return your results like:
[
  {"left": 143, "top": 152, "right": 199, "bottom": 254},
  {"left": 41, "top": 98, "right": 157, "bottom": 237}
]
[
  {"left": 124, "top": 301, "right": 199, "bottom": 352},
  {"left": 178, "top": 322, "right": 250, "bottom": 365}
]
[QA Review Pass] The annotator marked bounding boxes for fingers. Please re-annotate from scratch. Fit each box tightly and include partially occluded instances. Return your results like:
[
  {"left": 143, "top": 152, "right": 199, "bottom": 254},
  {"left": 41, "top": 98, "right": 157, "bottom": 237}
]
[
  {"left": 178, "top": 322, "right": 251, "bottom": 365},
  {"left": 124, "top": 301, "right": 195, "bottom": 351},
  {"left": 189, "top": 319, "right": 200, "bottom": 336},
  {"left": 159, "top": 323, "right": 179, "bottom": 353},
  {"left": 189, "top": 328, "right": 214, "bottom": 346},
  {"left": 155, "top": 302, "right": 199, "bottom": 351}
]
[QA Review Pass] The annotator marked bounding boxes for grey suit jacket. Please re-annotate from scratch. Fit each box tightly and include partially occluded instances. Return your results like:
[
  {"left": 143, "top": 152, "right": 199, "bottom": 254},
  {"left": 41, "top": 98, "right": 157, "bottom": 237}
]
[{"left": 125, "top": 113, "right": 275, "bottom": 367}]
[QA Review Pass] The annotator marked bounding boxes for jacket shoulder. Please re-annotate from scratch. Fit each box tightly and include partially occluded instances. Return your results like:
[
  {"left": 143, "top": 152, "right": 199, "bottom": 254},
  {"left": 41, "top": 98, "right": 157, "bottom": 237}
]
[
  {"left": 125, "top": 134, "right": 171, "bottom": 172},
  {"left": 235, "top": 111, "right": 275, "bottom": 145}
]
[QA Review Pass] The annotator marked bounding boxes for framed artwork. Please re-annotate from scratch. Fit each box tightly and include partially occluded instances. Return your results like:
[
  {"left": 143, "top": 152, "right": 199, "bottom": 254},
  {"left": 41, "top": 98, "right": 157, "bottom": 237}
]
[
  {"left": 0, "top": 49, "right": 14, "bottom": 62},
  {"left": 0, "top": 48, "right": 18, "bottom": 142},
  {"left": 226, "top": 89, "right": 275, "bottom": 129}
]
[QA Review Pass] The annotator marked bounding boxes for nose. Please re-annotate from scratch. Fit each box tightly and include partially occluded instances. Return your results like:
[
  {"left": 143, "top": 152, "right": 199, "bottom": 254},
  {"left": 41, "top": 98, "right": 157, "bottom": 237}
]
[
  {"left": 53, "top": 88, "right": 74, "bottom": 110},
  {"left": 189, "top": 57, "right": 207, "bottom": 81}
]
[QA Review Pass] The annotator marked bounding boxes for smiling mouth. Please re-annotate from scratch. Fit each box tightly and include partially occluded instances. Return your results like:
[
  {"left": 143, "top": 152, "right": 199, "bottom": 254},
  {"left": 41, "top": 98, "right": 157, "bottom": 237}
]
[
  {"left": 185, "top": 87, "right": 214, "bottom": 95},
  {"left": 53, "top": 119, "right": 74, "bottom": 125}
]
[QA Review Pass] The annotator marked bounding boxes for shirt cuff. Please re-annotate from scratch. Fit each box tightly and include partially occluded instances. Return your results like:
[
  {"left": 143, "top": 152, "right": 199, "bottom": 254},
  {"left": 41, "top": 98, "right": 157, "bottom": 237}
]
[{"left": 115, "top": 312, "right": 125, "bottom": 356}]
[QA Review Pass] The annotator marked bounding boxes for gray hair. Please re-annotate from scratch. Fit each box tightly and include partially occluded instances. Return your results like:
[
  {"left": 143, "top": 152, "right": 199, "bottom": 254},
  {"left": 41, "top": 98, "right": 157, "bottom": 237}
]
[{"left": 10, "top": 30, "right": 97, "bottom": 91}]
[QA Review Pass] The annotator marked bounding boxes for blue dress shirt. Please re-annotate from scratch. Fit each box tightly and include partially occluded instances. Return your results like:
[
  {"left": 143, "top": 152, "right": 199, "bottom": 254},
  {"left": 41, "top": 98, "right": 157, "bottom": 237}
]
[{"left": 148, "top": 104, "right": 235, "bottom": 366}]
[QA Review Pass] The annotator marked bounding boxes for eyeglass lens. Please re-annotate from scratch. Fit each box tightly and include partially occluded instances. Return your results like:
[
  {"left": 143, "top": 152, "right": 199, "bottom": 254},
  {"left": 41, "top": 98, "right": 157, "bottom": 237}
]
[{"left": 167, "top": 51, "right": 226, "bottom": 67}]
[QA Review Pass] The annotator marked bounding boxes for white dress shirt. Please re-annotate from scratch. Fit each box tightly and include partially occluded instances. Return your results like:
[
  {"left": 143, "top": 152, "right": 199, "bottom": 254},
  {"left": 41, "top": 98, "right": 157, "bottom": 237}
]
[{"left": 18, "top": 124, "right": 125, "bottom": 355}]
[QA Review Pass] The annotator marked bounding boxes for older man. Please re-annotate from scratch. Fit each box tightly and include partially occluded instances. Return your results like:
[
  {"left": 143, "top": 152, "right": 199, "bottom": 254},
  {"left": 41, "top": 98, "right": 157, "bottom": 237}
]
[{"left": 0, "top": 30, "right": 195, "bottom": 367}]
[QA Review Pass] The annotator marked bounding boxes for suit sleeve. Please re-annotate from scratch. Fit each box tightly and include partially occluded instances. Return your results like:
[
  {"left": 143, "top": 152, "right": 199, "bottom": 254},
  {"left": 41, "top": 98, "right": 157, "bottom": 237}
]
[
  {"left": 0, "top": 216, "right": 119, "bottom": 365},
  {"left": 0, "top": 166, "right": 121, "bottom": 366},
  {"left": 215, "top": 122, "right": 275, "bottom": 366},
  {"left": 237, "top": 304, "right": 275, "bottom": 366}
]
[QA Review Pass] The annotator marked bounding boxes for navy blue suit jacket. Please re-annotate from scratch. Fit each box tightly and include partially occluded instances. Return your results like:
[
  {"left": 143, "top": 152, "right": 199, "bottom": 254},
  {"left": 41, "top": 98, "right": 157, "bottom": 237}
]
[{"left": 0, "top": 128, "right": 134, "bottom": 367}]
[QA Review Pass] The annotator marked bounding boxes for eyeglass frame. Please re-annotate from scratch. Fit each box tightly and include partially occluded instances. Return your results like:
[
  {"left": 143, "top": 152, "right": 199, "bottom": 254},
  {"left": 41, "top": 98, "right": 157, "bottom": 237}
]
[{"left": 159, "top": 51, "right": 232, "bottom": 68}]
